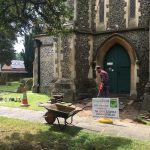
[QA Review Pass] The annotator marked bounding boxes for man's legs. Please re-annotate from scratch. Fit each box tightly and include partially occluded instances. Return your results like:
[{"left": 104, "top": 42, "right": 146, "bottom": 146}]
[{"left": 104, "top": 86, "right": 109, "bottom": 97}]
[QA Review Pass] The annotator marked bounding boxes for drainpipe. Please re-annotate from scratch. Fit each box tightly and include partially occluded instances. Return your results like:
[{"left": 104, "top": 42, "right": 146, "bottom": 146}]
[{"left": 35, "top": 39, "right": 42, "bottom": 93}]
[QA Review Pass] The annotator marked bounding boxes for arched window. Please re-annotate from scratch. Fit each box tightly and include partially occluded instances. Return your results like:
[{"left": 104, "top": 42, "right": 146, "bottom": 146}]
[
  {"left": 130, "top": 0, "right": 136, "bottom": 18},
  {"left": 99, "top": 0, "right": 105, "bottom": 22}
]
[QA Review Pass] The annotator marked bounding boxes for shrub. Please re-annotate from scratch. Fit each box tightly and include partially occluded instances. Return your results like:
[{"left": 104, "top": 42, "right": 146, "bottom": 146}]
[
  {"left": 17, "top": 83, "right": 24, "bottom": 93},
  {"left": 6, "top": 82, "right": 11, "bottom": 86},
  {"left": 19, "top": 78, "right": 33, "bottom": 90},
  {"left": 20, "top": 79, "right": 26, "bottom": 85},
  {"left": 25, "top": 78, "right": 33, "bottom": 90}
]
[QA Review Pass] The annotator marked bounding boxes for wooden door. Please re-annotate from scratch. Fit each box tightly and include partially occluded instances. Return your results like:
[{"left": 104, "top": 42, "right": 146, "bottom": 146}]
[{"left": 104, "top": 45, "right": 131, "bottom": 93}]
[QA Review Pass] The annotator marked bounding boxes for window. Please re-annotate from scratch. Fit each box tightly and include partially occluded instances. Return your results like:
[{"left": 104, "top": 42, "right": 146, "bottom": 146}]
[
  {"left": 99, "top": 0, "right": 105, "bottom": 22},
  {"left": 130, "top": 0, "right": 136, "bottom": 18}
]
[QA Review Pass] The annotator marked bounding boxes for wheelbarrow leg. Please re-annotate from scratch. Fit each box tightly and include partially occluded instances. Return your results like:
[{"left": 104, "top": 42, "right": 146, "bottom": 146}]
[
  {"left": 56, "top": 117, "right": 60, "bottom": 125},
  {"left": 55, "top": 117, "right": 67, "bottom": 129},
  {"left": 65, "top": 116, "right": 73, "bottom": 125}
]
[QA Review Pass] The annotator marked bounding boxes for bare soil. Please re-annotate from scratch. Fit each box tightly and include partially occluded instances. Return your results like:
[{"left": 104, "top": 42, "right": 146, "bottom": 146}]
[{"left": 73, "top": 98, "right": 146, "bottom": 124}]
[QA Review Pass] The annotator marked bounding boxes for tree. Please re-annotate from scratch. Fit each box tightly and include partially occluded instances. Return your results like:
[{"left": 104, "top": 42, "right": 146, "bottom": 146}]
[
  {"left": 0, "top": 29, "right": 16, "bottom": 64},
  {"left": 21, "top": 34, "right": 34, "bottom": 76},
  {"left": 0, "top": 0, "right": 72, "bottom": 64},
  {"left": 14, "top": 52, "right": 24, "bottom": 60},
  {"left": 0, "top": 0, "right": 72, "bottom": 35}
]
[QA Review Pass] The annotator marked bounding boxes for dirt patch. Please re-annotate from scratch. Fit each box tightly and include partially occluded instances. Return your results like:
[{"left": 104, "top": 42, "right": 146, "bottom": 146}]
[{"left": 73, "top": 98, "right": 145, "bottom": 124}]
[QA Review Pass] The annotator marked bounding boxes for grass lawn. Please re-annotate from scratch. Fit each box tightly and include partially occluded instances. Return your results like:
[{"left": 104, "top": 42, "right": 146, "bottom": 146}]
[
  {"left": 0, "top": 117, "right": 150, "bottom": 150},
  {"left": 135, "top": 116, "right": 150, "bottom": 126},
  {"left": 0, "top": 81, "right": 20, "bottom": 92},
  {"left": 0, "top": 81, "right": 50, "bottom": 111},
  {"left": 0, "top": 91, "right": 49, "bottom": 111}
]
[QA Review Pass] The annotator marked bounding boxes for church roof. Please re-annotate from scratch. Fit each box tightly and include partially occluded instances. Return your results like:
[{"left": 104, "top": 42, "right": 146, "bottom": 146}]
[{"left": 0, "top": 60, "right": 27, "bottom": 73}]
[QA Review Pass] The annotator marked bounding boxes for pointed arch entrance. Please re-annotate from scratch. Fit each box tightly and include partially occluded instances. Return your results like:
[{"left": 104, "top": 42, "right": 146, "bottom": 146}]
[
  {"left": 104, "top": 44, "right": 131, "bottom": 93},
  {"left": 96, "top": 34, "right": 138, "bottom": 97}
]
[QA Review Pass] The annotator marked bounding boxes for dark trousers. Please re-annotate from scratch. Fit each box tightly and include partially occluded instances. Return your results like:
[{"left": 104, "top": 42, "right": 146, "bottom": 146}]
[
  {"left": 103, "top": 86, "right": 109, "bottom": 97},
  {"left": 98, "top": 85, "right": 109, "bottom": 98}
]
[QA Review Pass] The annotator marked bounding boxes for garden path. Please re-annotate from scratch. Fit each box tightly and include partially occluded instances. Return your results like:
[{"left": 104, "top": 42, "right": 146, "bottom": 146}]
[{"left": 0, "top": 105, "right": 150, "bottom": 141}]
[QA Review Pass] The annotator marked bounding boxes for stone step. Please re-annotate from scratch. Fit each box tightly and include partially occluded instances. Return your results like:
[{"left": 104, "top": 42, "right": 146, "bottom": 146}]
[{"left": 109, "top": 93, "right": 129, "bottom": 98}]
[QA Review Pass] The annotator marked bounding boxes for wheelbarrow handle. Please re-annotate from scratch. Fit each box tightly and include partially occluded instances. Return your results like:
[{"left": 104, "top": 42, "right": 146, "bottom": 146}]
[{"left": 70, "top": 105, "right": 91, "bottom": 117}]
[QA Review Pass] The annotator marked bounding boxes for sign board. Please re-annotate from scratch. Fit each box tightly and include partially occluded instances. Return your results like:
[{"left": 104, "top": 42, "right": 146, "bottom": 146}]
[
  {"left": 107, "top": 62, "right": 113, "bottom": 65},
  {"left": 92, "top": 98, "right": 119, "bottom": 119}
]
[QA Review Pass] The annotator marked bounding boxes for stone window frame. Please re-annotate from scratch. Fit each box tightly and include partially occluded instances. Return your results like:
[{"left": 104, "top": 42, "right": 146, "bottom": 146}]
[
  {"left": 95, "top": 0, "right": 109, "bottom": 31},
  {"left": 99, "top": 0, "right": 105, "bottom": 23},
  {"left": 126, "top": 0, "right": 140, "bottom": 28},
  {"left": 130, "top": 0, "right": 136, "bottom": 18}
]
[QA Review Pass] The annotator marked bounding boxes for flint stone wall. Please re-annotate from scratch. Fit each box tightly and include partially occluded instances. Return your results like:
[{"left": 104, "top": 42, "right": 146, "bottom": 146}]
[
  {"left": 33, "top": 36, "right": 57, "bottom": 93},
  {"left": 61, "top": 36, "right": 72, "bottom": 79},
  {"left": 52, "top": 35, "right": 76, "bottom": 101},
  {"left": 75, "top": 33, "right": 97, "bottom": 99},
  {"left": 107, "top": 0, "right": 126, "bottom": 29},
  {"left": 92, "top": 30, "right": 149, "bottom": 101},
  {"left": 75, "top": 0, "right": 90, "bottom": 31},
  {"left": 33, "top": 0, "right": 150, "bottom": 101},
  {"left": 139, "top": 0, "right": 150, "bottom": 27}
]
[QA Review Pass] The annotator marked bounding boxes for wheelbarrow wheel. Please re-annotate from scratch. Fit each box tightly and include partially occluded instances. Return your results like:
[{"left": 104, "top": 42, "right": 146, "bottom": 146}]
[{"left": 44, "top": 112, "right": 56, "bottom": 124}]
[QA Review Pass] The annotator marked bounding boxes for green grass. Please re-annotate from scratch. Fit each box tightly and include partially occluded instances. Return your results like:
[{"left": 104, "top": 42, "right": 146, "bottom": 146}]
[
  {"left": 0, "top": 91, "right": 49, "bottom": 111},
  {"left": 0, "top": 117, "right": 150, "bottom": 150},
  {"left": 135, "top": 116, "right": 150, "bottom": 126},
  {"left": 0, "top": 81, "right": 50, "bottom": 111},
  {"left": 0, "top": 81, "right": 20, "bottom": 92}
]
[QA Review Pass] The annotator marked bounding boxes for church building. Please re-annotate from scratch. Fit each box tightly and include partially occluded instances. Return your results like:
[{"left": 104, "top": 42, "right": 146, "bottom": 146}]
[{"left": 33, "top": 0, "right": 150, "bottom": 102}]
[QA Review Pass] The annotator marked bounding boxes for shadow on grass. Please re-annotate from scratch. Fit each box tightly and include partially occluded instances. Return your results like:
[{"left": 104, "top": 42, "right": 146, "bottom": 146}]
[{"left": 0, "top": 123, "right": 142, "bottom": 150}]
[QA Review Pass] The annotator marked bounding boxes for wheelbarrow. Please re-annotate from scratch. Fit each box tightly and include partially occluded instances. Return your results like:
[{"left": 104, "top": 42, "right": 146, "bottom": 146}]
[{"left": 43, "top": 103, "right": 89, "bottom": 127}]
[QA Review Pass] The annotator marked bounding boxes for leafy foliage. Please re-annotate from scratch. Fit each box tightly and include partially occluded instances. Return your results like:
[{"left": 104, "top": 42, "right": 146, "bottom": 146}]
[
  {"left": 0, "top": 29, "right": 16, "bottom": 64},
  {"left": 0, "top": 0, "right": 72, "bottom": 35},
  {"left": 14, "top": 52, "right": 24, "bottom": 60},
  {"left": 0, "top": 0, "right": 72, "bottom": 64},
  {"left": 21, "top": 34, "right": 34, "bottom": 76}
]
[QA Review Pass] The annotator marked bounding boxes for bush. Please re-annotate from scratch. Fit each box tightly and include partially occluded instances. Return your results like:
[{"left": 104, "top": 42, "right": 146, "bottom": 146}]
[
  {"left": 0, "top": 73, "right": 7, "bottom": 85},
  {"left": 25, "top": 78, "right": 33, "bottom": 90},
  {"left": 20, "top": 79, "right": 26, "bottom": 85},
  {"left": 6, "top": 82, "right": 11, "bottom": 86},
  {"left": 17, "top": 83, "right": 24, "bottom": 93},
  {"left": 19, "top": 78, "right": 33, "bottom": 90}
]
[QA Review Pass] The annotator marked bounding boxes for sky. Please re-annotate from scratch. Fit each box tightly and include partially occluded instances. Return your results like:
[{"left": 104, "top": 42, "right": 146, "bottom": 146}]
[{"left": 14, "top": 36, "right": 25, "bottom": 53}]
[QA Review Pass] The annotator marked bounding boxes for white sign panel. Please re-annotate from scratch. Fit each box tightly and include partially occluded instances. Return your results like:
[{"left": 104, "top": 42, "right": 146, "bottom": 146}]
[
  {"left": 107, "top": 62, "right": 113, "bottom": 65},
  {"left": 92, "top": 98, "right": 119, "bottom": 119}
]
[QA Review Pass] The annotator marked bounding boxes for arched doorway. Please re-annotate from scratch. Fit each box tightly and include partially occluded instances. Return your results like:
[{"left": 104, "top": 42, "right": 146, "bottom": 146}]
[
  {"left": 104, "top": 45, "right": 131, "bottom": 93},
  {"left": 96, "top": 34, "right": 138, "bottom": 97}
]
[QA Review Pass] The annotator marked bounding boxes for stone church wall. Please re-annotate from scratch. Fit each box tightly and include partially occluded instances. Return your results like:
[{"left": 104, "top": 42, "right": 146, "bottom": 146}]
[
  {"left": 91, "top": 0, "right": 149, "bottom": 100},
  {"left": 33, "top": 35, "right": 58, "bottom": 94},
  {"left": 33, "top": 0, "right": 149, "bottom": 101},
  {"left": 92, "top": 30, "right": 149, "bottom": 101},
  {"left": 75, "top": 33, "right": 97, "bottom": 99},
  {"left": 52, "top": 34, "right": 77, "bottom": 101},
  {"left": 75, "top": 0, "right": 91, "bottom": 31},
  {"left": 138, "top": 0, "right": 150, "bottom": 27},
  {"left": 107, "top": 0, "right": 126, "bottom": 29}
]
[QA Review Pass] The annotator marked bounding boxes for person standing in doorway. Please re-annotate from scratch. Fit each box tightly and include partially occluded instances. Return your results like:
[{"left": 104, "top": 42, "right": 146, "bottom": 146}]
[{"left": 95, "top": 65, "right": 109, "bottom": 97}]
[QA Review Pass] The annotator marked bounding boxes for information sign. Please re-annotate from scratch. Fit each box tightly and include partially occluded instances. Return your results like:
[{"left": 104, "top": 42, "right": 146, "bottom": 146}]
[{"left": 92, "top": 98, "right": 119, "bottom": 119}]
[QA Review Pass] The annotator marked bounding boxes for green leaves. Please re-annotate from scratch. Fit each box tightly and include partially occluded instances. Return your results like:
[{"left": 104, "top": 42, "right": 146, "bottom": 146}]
[
  {"left": 0, "top": 29, "right": 16, "bottom": 64},
  {"left": 0, "top": 0, "right": 72, "bottom": 64},
  {"left": 23, "top": 33, "right": 34, "bottom": 75},
  {"left": 0, "top": 0, "right": 72, "bottom": 35}
]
